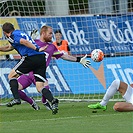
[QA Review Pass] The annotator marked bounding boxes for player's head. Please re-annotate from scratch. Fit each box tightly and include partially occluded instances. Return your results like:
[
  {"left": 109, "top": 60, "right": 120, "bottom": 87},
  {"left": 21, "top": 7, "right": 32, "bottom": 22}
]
[
  {"left": 54, "top": 30, "right": 62, "bottom": 40},
  {"left": 40, "top": 25, "right": 53, "bottom": 42},
  {"left": 2, "top": 22, "right": 15, "bottom": 37}
]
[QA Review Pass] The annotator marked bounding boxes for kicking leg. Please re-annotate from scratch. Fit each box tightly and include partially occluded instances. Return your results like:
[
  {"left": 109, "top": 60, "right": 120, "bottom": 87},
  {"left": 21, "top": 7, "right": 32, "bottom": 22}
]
[
  {"left": 88, "top": 79, "right": 120, "bottom": 110},
  {"left": 36, "top": 81, "right": 58, "bottom": 114},
  {"left": 18, "top": 90, "right": 40, "bottom": 110},
  {"left": 100, "top": 79, "right": 120, "bottom": 106}
]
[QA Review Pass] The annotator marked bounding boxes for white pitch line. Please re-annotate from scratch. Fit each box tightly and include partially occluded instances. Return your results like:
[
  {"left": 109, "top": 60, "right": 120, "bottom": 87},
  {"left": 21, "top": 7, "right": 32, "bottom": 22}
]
[
  {"left": 0, "top": 116, "right": 85, "bottom": 124},
  {"left": 0, "top": 112, "right": 132, "bottom": 124},
  {"left": 90, "top": 112, "right": 132, "bottom": 117}
]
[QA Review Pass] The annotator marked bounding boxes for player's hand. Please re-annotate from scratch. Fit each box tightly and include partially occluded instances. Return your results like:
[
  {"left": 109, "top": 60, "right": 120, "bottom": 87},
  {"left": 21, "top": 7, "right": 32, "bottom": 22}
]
[
  {"left": 80, "top": 54, "right": 91, "bottom": 68},
  {"left": 39, "top": 45, "right": 48, "bottom": 52},
  {"left": 30, "top": 29, "right": 38, "bottom": 40}
]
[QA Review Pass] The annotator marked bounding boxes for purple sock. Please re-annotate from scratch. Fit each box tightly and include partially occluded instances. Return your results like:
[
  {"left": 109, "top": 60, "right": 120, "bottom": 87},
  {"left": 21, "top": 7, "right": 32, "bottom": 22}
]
[{"left": 18, "top": 90, "right": 33, "bottom": 105}]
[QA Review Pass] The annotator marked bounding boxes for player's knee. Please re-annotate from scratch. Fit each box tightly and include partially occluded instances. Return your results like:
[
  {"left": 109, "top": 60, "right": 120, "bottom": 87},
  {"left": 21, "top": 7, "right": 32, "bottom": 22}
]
[
  {"left": 113, "top": 102, "right": 122, "bottom": 111},
  {"left": 8, "top": 70, "right": 19, "bottom": 79},
  {"left": 8, "top": 73, "right": 13, "bottom": 79},
  {"left": 38, "top": 85, "right": 50, "bottom": 93}
]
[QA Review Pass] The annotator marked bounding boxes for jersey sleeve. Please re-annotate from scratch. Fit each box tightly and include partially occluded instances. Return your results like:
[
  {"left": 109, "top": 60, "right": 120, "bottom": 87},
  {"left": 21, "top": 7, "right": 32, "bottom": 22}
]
[
  {"left": 52, "top": 45, "right": 63, "bottom": 59},
  {"left": 53, "top": 51, "right": 63, "bottom": 59},
  {"left": 13, "top": 34, "right": 22, "bottom": 44},
  {"left": 51, "top": 44, "right": 63, "bottom": 59}
]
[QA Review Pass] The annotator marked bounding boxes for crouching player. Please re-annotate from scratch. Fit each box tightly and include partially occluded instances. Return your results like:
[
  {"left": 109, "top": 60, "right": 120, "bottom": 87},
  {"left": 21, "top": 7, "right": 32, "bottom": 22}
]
[{"left": 88, "top": 79, "right": 133, "bottom": 112}]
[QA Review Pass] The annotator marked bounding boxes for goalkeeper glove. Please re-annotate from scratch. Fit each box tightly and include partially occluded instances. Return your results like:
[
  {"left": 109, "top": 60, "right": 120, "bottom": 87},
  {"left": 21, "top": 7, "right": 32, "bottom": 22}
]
[
  {"left": 77, "top": 54, "right": 91, "bottom": 68},
  {"left": 30, "top": 29, "right": 38, "bottom": 40}
]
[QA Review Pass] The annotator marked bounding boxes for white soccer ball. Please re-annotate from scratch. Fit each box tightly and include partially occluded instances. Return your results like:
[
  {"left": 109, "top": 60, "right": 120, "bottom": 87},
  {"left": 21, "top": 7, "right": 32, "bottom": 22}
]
[{"left": 91, "top": 49, "right": 104, "bottom": 62}]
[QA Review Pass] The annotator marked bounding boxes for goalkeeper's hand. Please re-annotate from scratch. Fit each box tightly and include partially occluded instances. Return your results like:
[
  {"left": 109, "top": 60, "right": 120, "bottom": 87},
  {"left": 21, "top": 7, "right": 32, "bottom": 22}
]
[
  {"left": 79, "top": 54, "right": 91, "bottom": 68},
  {"left": 30, "top": 29, "right": 38, "bottom": 40}
]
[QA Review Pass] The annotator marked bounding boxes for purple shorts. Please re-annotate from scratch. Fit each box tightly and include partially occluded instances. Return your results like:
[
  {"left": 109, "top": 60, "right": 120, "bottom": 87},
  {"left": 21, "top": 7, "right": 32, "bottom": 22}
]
[{"left": 17, "top": 71, "right": 35, "bottom": 89}]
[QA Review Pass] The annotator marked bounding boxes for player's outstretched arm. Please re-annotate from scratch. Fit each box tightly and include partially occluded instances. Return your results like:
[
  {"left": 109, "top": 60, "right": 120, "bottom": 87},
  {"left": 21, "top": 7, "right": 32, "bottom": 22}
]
[
  {"left": 20, "top": 38, "right": 40, "bottom": 51},
  {"left": 0, "top": 44, "right": 14, "bottom": 52},
  {"left": 61, "top": 54, "right": 91, "bottom": 68},
  {"left": 20, "top": 38, "right": 48, "bottom": 52}
]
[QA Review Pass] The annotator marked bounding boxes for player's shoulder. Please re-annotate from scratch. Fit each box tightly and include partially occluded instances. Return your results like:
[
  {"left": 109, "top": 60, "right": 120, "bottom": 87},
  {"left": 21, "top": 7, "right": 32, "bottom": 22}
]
[
  {"left": 34, "top": 39, "right": 40, "bottom": 43},
  {"left": 13, "top": 29, "right": 22, "bottom": 33},
  {"left": 35, "top": 39, "right": 50, "bottom": 45},
  {"left": 13, "top": 30, "right": 25, "bottom": 36}
]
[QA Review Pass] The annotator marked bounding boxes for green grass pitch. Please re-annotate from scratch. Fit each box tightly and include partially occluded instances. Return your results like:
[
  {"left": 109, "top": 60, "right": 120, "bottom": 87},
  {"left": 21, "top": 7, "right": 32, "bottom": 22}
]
[{"left": 0, "top": 101, "right": 133, "bottom": 133}]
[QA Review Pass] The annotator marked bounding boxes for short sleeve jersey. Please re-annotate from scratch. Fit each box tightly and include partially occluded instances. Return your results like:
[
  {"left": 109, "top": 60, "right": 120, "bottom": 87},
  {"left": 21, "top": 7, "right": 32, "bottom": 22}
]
[{"left": 7, "top": 30, "right": 44, "bottom": 56}]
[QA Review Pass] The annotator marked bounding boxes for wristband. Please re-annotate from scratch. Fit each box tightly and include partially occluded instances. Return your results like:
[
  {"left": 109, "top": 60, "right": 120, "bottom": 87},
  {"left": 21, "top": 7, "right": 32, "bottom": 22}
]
[
  {"left": 35, "top": 48, "right": 39, "bottom": 52},
  {"left": 76, "top": 57, "right": 81, "bottom": 62}
]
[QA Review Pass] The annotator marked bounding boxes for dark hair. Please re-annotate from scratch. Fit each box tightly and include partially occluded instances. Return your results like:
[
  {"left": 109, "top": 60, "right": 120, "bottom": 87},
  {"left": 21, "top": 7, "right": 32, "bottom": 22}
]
[
  {"left": 2, "top": 22, "right": 15, "bottom": 33},
  {"left": 54, "top": 30, "right": 62, "bottom": 34}
]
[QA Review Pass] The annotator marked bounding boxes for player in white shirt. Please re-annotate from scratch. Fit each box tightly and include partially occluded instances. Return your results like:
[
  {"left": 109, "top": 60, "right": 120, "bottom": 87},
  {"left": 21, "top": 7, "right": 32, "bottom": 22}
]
[{"left": 88, "top": 79, "right": 133, "bottom": 112}]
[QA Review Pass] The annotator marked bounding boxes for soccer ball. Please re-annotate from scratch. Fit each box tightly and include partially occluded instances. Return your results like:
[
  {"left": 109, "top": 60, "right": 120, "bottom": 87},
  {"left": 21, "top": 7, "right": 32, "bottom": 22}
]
[{"left": 91, "top": 49, "right": 104, "bottom": 62}]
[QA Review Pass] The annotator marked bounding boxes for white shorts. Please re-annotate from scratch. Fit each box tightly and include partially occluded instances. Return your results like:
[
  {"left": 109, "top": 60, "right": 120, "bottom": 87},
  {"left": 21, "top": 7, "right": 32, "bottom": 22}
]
[{"left": 123, "top": 85, "right": 133, "bottom": 104}]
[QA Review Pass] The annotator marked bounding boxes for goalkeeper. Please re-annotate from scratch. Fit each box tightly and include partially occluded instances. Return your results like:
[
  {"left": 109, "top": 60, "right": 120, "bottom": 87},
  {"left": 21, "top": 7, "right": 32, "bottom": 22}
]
[
  {"left": 88, "top": 79, "right": 133, "bottom": 112},
  {"left": 7, "top": 25, "right": 91, "bottom": 112}
]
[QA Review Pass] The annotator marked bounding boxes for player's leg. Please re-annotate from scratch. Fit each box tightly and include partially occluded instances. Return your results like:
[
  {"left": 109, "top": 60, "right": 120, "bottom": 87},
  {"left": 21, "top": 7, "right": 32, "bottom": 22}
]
[
  {"left": 113, "top": 102, "right": 133, "bottom": 112},
  {"left": 7, "top": 56, "right": 32, "bottom": 106},
  {"left": 18, "top": 73, "right": 40, "bottom": 110},
  {"left": 7, "top": 69, "right": 21, "bottom": 106},
  {"left": 18, "top": 90, "right": 32, "bottom": 104},
  {"left": 35, "top": 80, "right": 58, "bottom": 114},
  {"left": 41, "top": 80, "right": 52, "bottom": 110},
  {"left": 42, "top": 96, "right": 52, "bottom": 110},
  {"left": 41, "top": 85, "right": 52, "bottom": 110},
  {"left": 88, "top": 79, "right": 120, "bottom": 110},
  {"left": 19, "top": 72, "right": 51, "bottom": 110},
  {"left": 34, "top": 70, "right": 58, "bottom": 114},
  {"left": 33, "top": 54, "right": 59, "bottom": 114},
  {"left": 7, "top": 73, "right": 40, "bottom": 110},
  {"left": 18, "top": 90, "right": 40, "bottom": 110},
  {"left": 113, "top": 82, "right": 133, "bottom": 112}
]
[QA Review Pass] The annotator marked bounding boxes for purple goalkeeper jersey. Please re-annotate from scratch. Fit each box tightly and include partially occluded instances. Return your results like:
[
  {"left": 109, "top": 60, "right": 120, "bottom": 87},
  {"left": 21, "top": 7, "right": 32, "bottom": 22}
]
[
  {"left": 35, "top": 39, "right": 63, "bottom": 67},
  {"left": 18, "top": 39, "right": 63, "bottom": 88}
]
